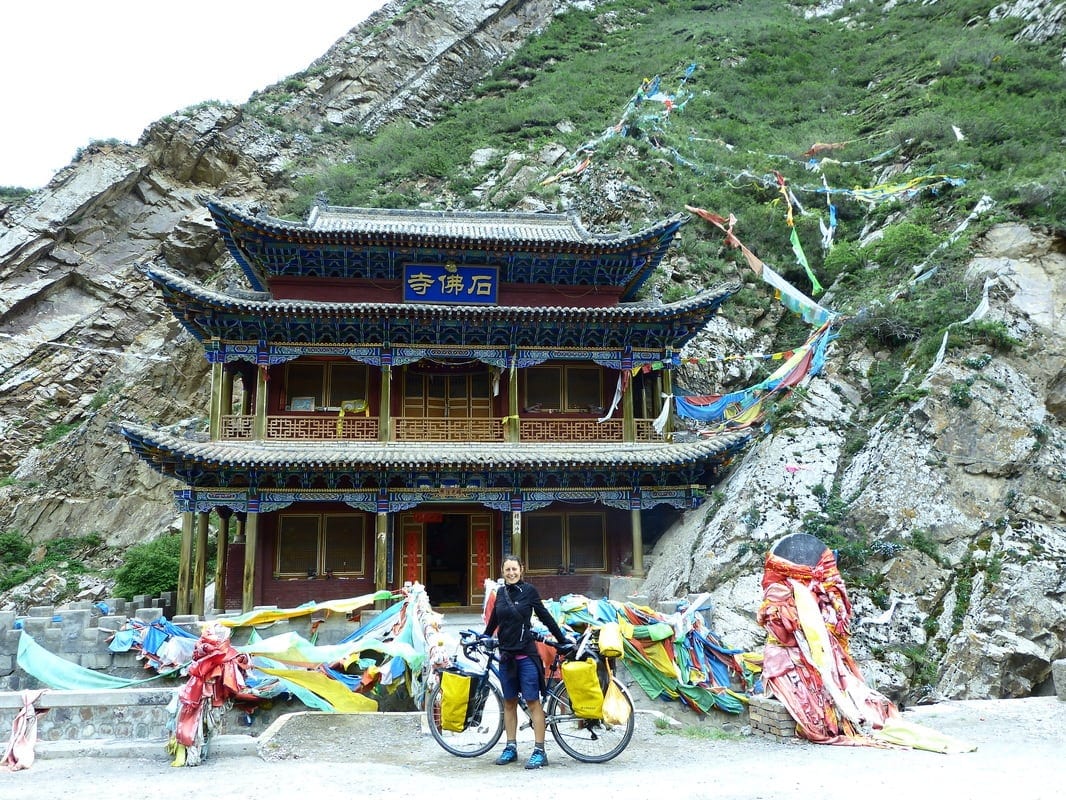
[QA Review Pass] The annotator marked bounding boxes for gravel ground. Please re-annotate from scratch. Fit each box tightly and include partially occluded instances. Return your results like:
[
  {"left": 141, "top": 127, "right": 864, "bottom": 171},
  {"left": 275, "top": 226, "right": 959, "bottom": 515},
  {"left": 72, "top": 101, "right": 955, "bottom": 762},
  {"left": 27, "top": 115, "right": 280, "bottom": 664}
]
[{"left": 7, "top": 696, "right": 1064, "bottom": 800}]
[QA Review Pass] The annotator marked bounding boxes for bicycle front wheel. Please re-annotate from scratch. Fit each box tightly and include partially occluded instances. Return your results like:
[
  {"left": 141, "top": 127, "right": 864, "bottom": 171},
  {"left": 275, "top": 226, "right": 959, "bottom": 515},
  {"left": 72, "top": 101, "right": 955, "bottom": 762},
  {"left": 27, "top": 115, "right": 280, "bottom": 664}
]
[
  {"left": 545, "top": 677, "right": 635, "bottom": 763},
  {"left": 426, "top": 677, "right": 505, "bottom": 757}
]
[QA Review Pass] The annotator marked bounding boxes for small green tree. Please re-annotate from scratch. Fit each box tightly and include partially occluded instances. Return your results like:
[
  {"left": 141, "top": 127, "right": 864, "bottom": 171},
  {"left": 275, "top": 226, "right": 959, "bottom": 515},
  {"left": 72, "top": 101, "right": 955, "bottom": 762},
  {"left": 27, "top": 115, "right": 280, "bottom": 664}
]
[
  {"left": 0, "top": 531, "right": 32, "bottom": 565},
  {"left": 112, "top": 533, "right": 183, "bottom": 600}
]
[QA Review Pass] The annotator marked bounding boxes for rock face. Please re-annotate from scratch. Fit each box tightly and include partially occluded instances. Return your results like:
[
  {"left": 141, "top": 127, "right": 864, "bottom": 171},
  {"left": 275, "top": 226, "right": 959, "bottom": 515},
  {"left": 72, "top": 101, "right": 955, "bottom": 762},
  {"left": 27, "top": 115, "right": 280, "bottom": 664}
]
[
  {"left": 1, "top": 0, "right": 1064, "bottom": 702},
  {"left": 0, "top": 0, "right": 573, "bottom": 547},
  {"left": 643, "top": 223, "right": 1066, "bottom": 703}
]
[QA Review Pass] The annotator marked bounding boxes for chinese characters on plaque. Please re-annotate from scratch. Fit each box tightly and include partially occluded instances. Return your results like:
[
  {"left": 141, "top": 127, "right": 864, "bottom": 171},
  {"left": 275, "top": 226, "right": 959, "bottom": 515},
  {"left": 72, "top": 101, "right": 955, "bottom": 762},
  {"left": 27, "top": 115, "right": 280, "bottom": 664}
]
[{"left": 403, "top": 262, "right": 498, "bottom": 304}]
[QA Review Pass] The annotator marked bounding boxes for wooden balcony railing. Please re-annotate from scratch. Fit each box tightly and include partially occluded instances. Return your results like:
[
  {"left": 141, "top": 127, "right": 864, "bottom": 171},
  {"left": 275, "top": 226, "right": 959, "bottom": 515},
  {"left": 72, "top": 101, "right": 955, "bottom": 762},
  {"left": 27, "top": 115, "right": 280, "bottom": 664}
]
[
  {"left": 220, "top": 414, "right": 380, "bottom": 441},
  {"left": 218, "top": 415, "right": 666, "bottom": 443},
  {"left": 520, "top": 418, "right": 624, "bottom": 442},
  {"left": 394, "top": 417, "right": 503, "bottom": 442}
]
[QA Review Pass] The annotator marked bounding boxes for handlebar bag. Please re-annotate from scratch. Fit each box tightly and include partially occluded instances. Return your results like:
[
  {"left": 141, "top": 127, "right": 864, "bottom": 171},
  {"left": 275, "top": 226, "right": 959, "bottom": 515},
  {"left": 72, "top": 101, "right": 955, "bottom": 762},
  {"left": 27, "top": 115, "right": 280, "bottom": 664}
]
[
  {"left": 440, "top": 668, "right": 477, "bottom": 732},
  {"left": 561, "top": 658, "right": 605, "bottom": 719}
]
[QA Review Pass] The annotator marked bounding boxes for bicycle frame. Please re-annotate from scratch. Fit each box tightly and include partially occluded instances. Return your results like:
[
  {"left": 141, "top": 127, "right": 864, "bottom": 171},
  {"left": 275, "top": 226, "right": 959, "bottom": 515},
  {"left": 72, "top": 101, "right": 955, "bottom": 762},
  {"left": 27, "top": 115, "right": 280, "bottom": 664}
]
[{"left": 426, "top": 628, "right": 636, "bottom": 763}]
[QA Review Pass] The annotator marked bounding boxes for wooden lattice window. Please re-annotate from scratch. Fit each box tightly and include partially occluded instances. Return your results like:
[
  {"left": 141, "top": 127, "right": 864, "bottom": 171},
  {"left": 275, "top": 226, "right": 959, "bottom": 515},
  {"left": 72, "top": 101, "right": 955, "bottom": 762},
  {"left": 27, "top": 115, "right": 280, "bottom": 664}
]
[
  {"left": 285, "top": 361, "right": 368, "bottom": 411},
  {"left": 524, "top": 512, "right": 606, "bottom": 573},
  {"left": 277, "top": 513, "right": 366, "bottom": 577},
  {"left": 403, "top": 368, "right": 492, "bottom": 418},
  {"left": 525, "top": 365, "right": 603, "bottom": 413},
  {"left": 277, "top": 515, "right": 319, "bottom": 575}
]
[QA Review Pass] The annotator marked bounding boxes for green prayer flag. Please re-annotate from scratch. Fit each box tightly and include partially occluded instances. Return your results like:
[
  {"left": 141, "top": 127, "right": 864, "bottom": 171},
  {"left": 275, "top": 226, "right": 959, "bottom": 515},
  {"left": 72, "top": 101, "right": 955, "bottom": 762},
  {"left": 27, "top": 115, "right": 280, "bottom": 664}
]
[
  {"left": 17, "top": 631, "right": 172, "bottom": 690},
  {"left": 790, "top": 227, "right": 823, "bottom": 295}
]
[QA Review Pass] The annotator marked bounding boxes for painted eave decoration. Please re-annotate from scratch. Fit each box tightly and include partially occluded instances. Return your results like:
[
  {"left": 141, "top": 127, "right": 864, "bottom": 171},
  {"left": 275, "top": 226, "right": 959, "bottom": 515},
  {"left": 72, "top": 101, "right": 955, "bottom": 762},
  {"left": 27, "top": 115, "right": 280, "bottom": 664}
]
[
  {"left": 140, "top": 261, "right": 737, "bottom": 353},
  {"left": 204, "top": 197, "right": 687, "bottom": 300},
  {"left": 119, "top": 421, "right": 751, "bottom": 478}
]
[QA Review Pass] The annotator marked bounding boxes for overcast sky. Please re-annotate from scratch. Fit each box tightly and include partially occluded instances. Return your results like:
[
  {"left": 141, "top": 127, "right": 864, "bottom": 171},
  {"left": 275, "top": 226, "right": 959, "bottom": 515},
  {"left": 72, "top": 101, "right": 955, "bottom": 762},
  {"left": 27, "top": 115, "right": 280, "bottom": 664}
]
[{"left": 1, "top": 1, "right": 388, "bottom": 188}]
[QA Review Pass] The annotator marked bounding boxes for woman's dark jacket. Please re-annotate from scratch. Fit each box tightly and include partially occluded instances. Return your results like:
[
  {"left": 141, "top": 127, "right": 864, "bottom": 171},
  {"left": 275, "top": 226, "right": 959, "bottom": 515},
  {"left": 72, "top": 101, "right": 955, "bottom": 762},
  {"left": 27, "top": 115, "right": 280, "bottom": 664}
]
[{"left": 484, "top": 580, "right": 568, "bottom": 694}]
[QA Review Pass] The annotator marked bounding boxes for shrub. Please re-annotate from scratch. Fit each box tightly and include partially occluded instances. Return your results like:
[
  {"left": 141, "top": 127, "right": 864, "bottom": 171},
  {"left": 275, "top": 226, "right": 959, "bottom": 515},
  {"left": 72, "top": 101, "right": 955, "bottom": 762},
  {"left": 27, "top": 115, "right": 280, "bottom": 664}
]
[
  {"left": 867, "top": 223, "right": 944, "bottom": 273},
  {"left": 0, "top": 531, "right": 31, "bottom": 565},
  {"left": 957, "top": 320, "right": 1021, "bottom": 352},
  {"left": 0, "top": 533, "right": 103, "bottom": 591},
  {"left": 112, "top": 533, "right": 184, "bottom": 600},
  {"left": 949, "top": 379, "right": 974, "bottom": 407},
  {"left": 822, "top": 240, "right": 866, "bottom": 283},
  {"left": 0, "top": 185, "right": 32, "bottom": 203}
]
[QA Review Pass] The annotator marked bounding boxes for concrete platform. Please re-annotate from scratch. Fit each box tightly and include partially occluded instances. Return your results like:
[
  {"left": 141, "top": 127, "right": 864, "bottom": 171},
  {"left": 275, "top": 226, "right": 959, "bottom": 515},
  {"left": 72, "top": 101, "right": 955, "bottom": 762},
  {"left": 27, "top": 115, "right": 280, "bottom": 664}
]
[{"left": 36, "top": 733, "right": 257, "bottom": 760}]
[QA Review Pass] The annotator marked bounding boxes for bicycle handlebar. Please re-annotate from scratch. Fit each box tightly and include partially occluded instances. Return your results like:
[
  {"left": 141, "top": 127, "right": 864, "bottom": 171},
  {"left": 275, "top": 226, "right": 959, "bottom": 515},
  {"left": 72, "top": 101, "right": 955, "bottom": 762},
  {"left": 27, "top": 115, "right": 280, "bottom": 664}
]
[{"left": 457, "top": 628, "right": 584, "bottom": 658}]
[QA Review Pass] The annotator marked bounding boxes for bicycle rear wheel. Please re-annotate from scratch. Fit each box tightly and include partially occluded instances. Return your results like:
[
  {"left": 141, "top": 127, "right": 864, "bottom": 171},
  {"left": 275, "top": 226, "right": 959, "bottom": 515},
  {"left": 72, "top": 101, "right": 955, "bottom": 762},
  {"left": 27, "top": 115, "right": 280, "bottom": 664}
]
[
  {"left": 426, "top": 677, "right": 505, "bottom": 757},
  {"left": 545, "top": 677, "right": 635, "bottom": 763}
]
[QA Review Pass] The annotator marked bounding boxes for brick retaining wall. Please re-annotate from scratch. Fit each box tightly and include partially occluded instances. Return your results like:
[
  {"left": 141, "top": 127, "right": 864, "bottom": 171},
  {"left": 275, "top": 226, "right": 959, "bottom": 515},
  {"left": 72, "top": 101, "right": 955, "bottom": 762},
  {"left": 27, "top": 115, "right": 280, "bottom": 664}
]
[{"left": 747, "top": 695, "right": 798, "bottom": 739}]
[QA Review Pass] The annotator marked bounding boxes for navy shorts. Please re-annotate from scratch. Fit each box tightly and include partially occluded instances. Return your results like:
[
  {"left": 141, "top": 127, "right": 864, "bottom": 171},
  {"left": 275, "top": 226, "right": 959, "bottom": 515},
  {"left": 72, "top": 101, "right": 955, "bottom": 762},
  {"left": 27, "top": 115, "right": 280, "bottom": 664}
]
[{"left": 500, "top": 654, "right": 540, "bottom": 702}]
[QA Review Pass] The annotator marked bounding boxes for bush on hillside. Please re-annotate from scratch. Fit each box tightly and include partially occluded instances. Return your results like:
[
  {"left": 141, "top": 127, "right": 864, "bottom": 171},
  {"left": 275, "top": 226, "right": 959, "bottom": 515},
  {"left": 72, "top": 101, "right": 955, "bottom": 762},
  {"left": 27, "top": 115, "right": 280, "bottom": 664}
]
[
  {"left": 112, "top": 533, "right": 183, "bottom": 600},
  {"left": 0, "top": 531, "right": 32, "bottom": 565}
]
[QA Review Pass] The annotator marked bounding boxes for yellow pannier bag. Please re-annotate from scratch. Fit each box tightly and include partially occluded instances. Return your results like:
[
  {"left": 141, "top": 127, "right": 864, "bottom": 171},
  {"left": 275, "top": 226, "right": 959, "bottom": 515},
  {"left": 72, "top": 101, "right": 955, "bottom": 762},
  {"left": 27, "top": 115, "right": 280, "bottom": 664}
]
[
  {"left": 561, "top": 658, "right": 604, "bottom": 719},
  {"left": 440, "top": 670, "right": 474, "bottom": 732},
  {"left": 598, "top": 621, "right": 623, "bottom": 658}
]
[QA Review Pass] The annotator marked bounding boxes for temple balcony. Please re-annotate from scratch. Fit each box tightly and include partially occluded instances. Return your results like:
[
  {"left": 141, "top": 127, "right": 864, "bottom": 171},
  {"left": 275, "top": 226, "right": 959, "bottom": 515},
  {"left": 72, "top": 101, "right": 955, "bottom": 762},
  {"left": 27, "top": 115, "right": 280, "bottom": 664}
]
[{"left": 218, "top": 415, "right": 667, "bottom": 443}]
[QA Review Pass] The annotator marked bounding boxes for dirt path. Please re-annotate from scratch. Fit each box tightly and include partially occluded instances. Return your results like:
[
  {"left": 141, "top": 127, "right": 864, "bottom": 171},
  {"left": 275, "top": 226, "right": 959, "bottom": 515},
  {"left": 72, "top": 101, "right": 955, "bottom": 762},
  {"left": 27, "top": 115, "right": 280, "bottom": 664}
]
[{"left": 7, "top": 697, "right": 1063, "bottom": 800}]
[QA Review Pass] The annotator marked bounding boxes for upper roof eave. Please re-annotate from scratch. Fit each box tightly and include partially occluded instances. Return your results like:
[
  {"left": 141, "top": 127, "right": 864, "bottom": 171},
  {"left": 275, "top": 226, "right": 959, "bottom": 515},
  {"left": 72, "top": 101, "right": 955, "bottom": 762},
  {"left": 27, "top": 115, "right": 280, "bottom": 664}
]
[
  {"left": 119, "top": 422, "right": 751, "bottom": 471},
  {"left": 205, "top": 196, "right": 688, "bottom": 250},
  {"left": 142, "top": 260, "right": 738, "bottom": 325}
]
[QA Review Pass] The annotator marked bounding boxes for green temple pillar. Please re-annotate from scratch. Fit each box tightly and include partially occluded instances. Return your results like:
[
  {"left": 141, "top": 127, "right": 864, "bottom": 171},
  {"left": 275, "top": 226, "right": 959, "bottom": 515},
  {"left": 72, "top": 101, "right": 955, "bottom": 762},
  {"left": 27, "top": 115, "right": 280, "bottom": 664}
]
[
  {"left": 630, "top": 508, "right": 645, "bottom": 577},
  {"left": 221, "top": 365, "right": 234, "bottom": 435},
  {"left": 242, "top": 510, "right": 259, "bottom": 613},
  {"left": 191, "top": 511, "right": 210, "bottom": 617},
  {"left": 253, "top": 364, "right": 268, "bottom": 440},
  {"left": 379, "top": 363, "right": 392, "bottom": 442},
  {"left": 213, "top": 508, "right": 231, "bottom": 613},
  {"left": 374, "top": 512, "right": 388, "bottom": 588},
  {"left": 177, "top": 510, "right": 194, "bottom": 615},
  {"left": 661, "top": 366, "right": 675, "bottom": 442},
  {"left": 374, "top": 511, "right": 389, "bottom": 608},
  {"left": 509, "top": 510, "right": 522, "bottom": 559},
  {"left": 623, "top": 371, "right": 636, "bottom": 442},
  {"left": 209, "top": 356, "right": 223, "bottom": 440},
  {"left": 507, "top": 359, "right": 519, "bottom": 443},
  {"left": 240, "top": 367, "right": 253, "bottom": 415}
]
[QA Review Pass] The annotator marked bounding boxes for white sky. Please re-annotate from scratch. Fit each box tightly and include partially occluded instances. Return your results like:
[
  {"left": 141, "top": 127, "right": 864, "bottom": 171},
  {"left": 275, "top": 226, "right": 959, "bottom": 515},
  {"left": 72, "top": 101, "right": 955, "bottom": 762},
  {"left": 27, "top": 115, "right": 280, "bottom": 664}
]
[{"left": 0, "top": 1, "right": 388, "bottom": 188}]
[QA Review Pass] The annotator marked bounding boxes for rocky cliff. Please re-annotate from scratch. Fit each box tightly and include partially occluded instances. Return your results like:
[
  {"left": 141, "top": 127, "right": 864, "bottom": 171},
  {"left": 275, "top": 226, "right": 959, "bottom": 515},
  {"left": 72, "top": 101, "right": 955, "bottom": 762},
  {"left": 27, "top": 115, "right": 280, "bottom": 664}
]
[
  {"left": 643, "top": 222, "right": 1066, "bottom": 702},
  {"left": 0, "top": 0, "right": 1063, "bottom": 702}
]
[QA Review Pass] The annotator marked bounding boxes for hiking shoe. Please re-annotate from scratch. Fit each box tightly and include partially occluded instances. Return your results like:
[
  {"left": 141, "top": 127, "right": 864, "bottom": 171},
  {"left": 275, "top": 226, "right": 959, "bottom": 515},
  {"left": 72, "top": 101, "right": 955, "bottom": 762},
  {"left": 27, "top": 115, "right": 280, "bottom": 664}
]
[
  {"left": 525, "top": 749, "right": 548, "bottom": 769},
  {"left": 494, "top": 744, "right": 518, "bottom": 765}
]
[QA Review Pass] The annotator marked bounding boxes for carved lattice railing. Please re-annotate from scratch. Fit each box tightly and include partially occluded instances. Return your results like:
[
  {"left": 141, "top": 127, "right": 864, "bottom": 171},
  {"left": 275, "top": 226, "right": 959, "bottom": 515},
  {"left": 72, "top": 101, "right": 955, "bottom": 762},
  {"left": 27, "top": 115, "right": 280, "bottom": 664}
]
[
  {"left": 218, "top": 415, "right": 664, "bottom": 443},
  {"left": 394, "top": 417, "right": 504, "bottom": 442},
  {"left": 219, "top": 415, "right": 379, "bottom": 441}
]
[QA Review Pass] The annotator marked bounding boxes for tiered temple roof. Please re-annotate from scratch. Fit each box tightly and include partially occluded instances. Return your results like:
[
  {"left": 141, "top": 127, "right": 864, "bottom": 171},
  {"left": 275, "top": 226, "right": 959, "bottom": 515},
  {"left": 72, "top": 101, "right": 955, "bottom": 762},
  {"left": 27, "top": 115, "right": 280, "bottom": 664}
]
[
  {"left": 206, "top": 198, "right": 688, "bottom": 300},
  {"left": 120, "top": 422, "right": 752, "bottom": 511},
  {"left": 143, "top": 262, "right": 737, "bottom": 366}
]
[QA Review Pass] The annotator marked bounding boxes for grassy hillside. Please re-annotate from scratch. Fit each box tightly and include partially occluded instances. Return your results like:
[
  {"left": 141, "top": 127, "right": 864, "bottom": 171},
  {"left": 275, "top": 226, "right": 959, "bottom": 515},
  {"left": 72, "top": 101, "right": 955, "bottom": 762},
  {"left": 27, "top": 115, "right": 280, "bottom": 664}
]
[
  {"left": 274, "top": 0, "right": 1061, "bottom": 409},
  {"left": 288, "top": 0, "right": 1063, "bottom": 224}
]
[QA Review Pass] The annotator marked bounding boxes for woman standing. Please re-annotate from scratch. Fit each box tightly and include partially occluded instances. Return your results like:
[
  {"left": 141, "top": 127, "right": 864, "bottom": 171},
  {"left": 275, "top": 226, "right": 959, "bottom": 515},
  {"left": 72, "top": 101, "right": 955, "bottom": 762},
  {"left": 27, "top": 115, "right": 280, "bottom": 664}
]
[{"left": 483, "top": 554, "right": 571, "bottom": 769}]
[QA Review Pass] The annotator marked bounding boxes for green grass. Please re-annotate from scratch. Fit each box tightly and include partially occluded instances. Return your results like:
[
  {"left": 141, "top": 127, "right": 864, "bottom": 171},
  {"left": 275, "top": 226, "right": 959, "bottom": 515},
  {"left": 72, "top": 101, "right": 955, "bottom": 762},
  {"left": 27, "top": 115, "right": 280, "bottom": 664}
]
[
  {"left": 280, "top": 0, "right": 1064, "bottom": 251},
  {"left": 654, "top": 715, "right": 742, "bottom": 740},
  {"left": 0, "top": 532, "right": 105, "bottom": 592}
]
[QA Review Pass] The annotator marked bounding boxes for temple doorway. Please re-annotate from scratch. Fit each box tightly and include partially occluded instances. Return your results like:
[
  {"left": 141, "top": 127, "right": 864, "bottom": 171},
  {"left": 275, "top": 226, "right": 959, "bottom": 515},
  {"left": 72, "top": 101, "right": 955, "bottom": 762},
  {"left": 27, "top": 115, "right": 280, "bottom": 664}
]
[
  {"left": 425, "top": 513, "right": 468, "bottom": 605},
  {"left": 400, "top": 510, "right": 494, "bottom": 608}
]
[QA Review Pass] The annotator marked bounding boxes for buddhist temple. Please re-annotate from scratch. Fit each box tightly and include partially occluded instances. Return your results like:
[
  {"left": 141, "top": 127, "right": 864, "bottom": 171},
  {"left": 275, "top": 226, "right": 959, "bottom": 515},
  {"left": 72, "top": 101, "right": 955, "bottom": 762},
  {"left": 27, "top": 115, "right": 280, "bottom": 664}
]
[{"left": 121, "top": 197, "right": 752, "bottom": 614}]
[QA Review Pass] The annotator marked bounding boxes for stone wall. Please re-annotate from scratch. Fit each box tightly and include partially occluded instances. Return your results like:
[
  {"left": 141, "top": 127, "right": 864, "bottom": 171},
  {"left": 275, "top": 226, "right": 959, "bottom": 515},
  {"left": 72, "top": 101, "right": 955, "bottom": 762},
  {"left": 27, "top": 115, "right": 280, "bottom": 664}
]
[
  {"left": 0, "top": 591, "right": 382, "bottom": 692},
  {"left": 0, "top": 593, "right": 397, "bottom": 741},
  {"left": 0, "top": 688, "right": 175, "bottom": 743},
  {"left": 0, "top": 593, "right": 180, "bottom": 689},
  {"left": 747, "top": 695, "right": 799, "bottom": 739}
]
